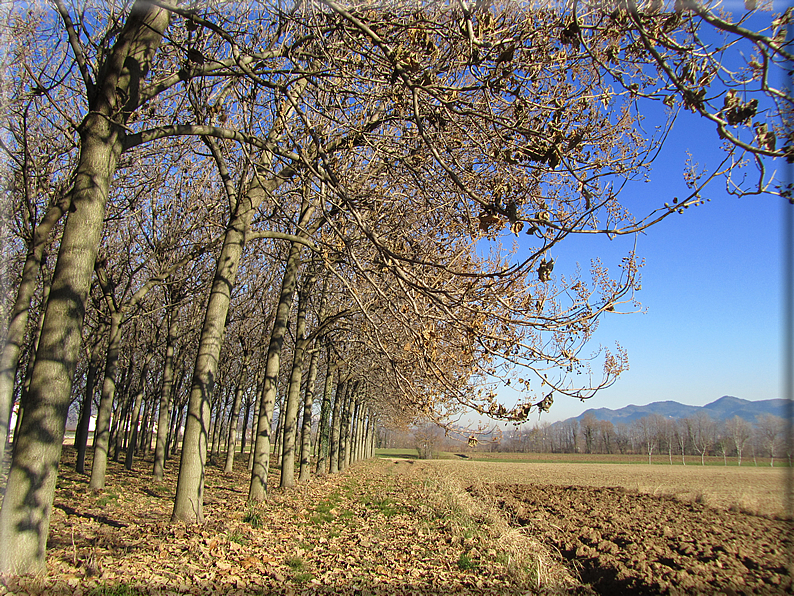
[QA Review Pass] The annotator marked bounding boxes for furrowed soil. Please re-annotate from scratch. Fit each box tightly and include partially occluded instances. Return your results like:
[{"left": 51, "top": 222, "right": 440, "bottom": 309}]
[
  {"left": 422, "top": 458, "right": 794, "bottom": 595},
  {"left": 0, "top": 451, "right": 791, "bottom": 595}
]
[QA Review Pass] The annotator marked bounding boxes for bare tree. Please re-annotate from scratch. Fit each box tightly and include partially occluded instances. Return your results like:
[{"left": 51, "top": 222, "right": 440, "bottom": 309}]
[
  {"left": 690, "top": 413, "right": 717, "bottom": 466},
  {"left": 725, "top": 416, "right": 752, "bottom": 466},
  {"left": 581, "top": 413, "right": 598, "bottom": 454},
  {"left": 756, "top": 414, "right": 784, "bottom": 467},
  {"left": 657, "top": 417, "right": 676, "bottom": 465},
  {"left": 635, "top": 415, "right": 659, "bottom": 465}
]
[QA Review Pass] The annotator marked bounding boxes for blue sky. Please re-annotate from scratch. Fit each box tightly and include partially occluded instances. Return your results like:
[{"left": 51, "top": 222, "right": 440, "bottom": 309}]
[
  {"left": 520, "top": 105, "right": 786, "bottom": 424},
  {"left": 481, "top": 2, "right": 793, "bottom": 425}
]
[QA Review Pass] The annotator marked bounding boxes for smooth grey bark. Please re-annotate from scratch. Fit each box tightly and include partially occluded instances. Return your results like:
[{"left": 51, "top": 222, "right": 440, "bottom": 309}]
[
  {"left": 0, "top": 195, "right": 67, "bottom": 463},
  {"left": 329, "top": 380, "right": 346, "bottom": 475},
  {"left": 280, "top": 275, "right": 312, "bottom": 488},
  {"left": 356, "top": 410, "right": 365, "bottom": 462},
  {"left": 315, "top": 354, "right": 334, "bottom": 476},
  {"left": 75, "top": 333, "right": 103, "bottom": 474},
  {"left": 298, "top": 347, "right": 319, "bottom": 482},
  {"left": 119, "top": 368, "right": 136, "bottom": 458},
  {"left": 354, "top": 406, "right": 365, "bottom": 462},
  {"left": 207, "top": 396, "right": 220, "bottom": 459},
  {"left": 89, "top": 310, "right": 122, "bottom": 490},
  {"left": 11, "top": 265, "right": 52, "bottom": 452},
  {"left": 240, "top": 367, "right": 262, "bottom": 457},
  {"left": 168, "top": 368, "right": 188, "bottom": 457},
  {"left": 170, "top": 398, "right": 186, "bottom": 457},
  {"left": 125, "top": 349, "right": 154, "bottom": 470},
  {"left": 139, "top": 391, "right": 153, "bottom": 454},
  {"left": 175, "top": 63, "right": 314, "bottom": 517},
  {"left": 248, "top": 242, "right": 303, "bottom": 501},
  {"left": 348, "top": 399, "right": 358, "bottom": 465},
  {"left": 240, "top": 395, "right": 251, "bottom": 455},
  {"left": 0, "top": 2, "right": 169, "bottom": 573},
  {"left": 247, "top": 369, "right": 265, "bottom": 471},
  {"left": 171, "top": 178, "right": 253, "bottom": 522},
  {"left": 112, "top": 370, "right": 133, "bottom": 462},
  {"left": 352, "top": 399, "right": 362, "bottom": 463},
  {"left": 211, "top": 387, "right": 232, "bottom": 461},
  {"left": 224, "top": 349, "right": 250, "bottom": 474},
  {"left": 363, "top": 413, "right": 372, "bottom": 459},
  {"left": 273, "top": 395, "right": 285, "bottom": 468},
  {"left": 368, "top": 415, "right": 377, "bottom": 458},
  {"left": 339, "top": 385, "right": 356, "bottom": 472}
]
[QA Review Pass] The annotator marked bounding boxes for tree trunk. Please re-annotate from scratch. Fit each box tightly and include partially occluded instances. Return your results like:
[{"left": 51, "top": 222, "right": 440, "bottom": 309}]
[
  {"left": 143, "top": 394, "right": 156, "bottom": 454},
  {"left": 112, "top": 367, "right": 132, "bottom": 463},
  {"left": 124, "top": 387, "right": 144, "bottom": 469},
  {"left": 0, "top": 3, "right": 169, "bottom": 573},
  {"left": 12, "top": 268, "right": 52, "bottom": 451},
  {"left": 349, "top": 399, "right": 360, "bottom": 464},
  {"left": 339, "top": 383, "right": 356, "bottom": 472},
  {"left": 315, "top": 355, "right": 334, "bottom": 476},
  {"left": 172, "top": 200, "right": 252, "bottom": 522},
  {"left": 89, "top": 310, "right": 122, "bottom": 490},
  {"left": 329, "top": 380, "right": 347, "bottom": 475},
  {"left": 139, "top": 393, "right": 153, "bottom": 454},
  {"left": 0, "top": 196, "right": 67, "bottom": 462},
  {"left": 241, "top": 367, "right": 261, "bottom": 457},
  {"left": 247, "top": 369, "right": 264, "bottom": 471},
  {"left": 357, "top": 404, "right": 366, "bottom": 462},
  {"left": 174, "top": 69, "right": 315, "bottom": 516},
  {"left": 125, "top": 350, "right": 154, "bottom": 470},
  {"left": 248, "top": 241, "right": 303, "bottom": 502},
  {"left": 361, "top": 412, "right": 371, "bottom": 460},
  {"left": 212, "top": 387, "right": 232, "bottom": 461},
  {"left": 280, "top": 275, "right": 312, "bottom": 489},
  {"left": 343, "top": 386, "right": 358, "bottom": 470},
  {"left": 170, "top": 398, "right": 186, "bottom": 457},
  {"left": 298, "top": 347, "right": 319, "bottom": 483},
  {"left": 356, "top": 407, "right": 369, "bottom": 461},
  {"left": 224, "top": 351, "right": 250, "bottom": 474},
  {"left": 75, "top": 341, "right": 102, "bottom": 474},
  {"left": 273, "top": 395, "right": 285, "bottom": 468}
]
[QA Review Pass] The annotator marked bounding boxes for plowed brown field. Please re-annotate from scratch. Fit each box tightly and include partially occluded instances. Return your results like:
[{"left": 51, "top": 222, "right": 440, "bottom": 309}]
[{"left": 408, "top": 459, "right": 793, "bottom": 595}]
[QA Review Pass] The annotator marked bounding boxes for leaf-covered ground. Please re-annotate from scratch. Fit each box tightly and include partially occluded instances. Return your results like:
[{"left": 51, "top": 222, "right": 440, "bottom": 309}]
[{"left": 0, "top": 449, "right": 579, "bottom": 595}]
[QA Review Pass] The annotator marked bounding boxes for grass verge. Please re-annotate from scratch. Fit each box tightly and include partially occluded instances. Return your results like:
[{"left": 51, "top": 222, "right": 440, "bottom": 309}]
[{"left": 402, "top": 464, "right": 583, "bottom": 593}]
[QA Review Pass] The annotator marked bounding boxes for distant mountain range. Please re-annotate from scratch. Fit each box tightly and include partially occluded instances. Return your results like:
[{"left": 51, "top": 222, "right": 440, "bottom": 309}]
[{"left": 562, "top": 396, "right": 787, "bottom": 427}]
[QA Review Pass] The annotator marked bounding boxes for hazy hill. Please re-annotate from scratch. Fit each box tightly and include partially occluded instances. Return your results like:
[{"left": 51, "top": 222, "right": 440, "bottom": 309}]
[{"left": 565, "top": 396, "right": 786, "bottom": 426}]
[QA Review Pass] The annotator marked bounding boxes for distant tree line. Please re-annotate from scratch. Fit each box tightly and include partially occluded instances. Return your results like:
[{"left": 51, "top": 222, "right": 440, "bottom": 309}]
[{"left": 501, "top": 412, "right": 791, "bottom": 466}]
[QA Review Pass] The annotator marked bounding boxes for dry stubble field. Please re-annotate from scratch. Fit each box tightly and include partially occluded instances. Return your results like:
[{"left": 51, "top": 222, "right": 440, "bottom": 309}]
[{"left": 406, "top": 457, "right": 793, "bottom": 595}]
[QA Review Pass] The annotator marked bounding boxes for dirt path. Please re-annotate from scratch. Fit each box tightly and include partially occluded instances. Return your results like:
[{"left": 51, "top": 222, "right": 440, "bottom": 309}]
[{"left": 474, "top": 482, "right": 792, "bottom": 595}]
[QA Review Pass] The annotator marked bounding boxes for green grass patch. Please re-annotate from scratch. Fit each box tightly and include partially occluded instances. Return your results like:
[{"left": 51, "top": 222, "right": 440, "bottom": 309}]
[
  {"left": 286, "top": 554, "right": 314, "bottom": 582},
  {"left": 374, "top": 448, "right": 420, "bottom": 459},
  {"left": 292, "top": 571, "right": 314, "bottom": 583},
  {"left": 308, "top": 492, "right": 342, "bottom": 524},
  {"left": 243, "top": 505, "right": 265, "bottom": 529},
  {"left": 95, "top": 492, "right": 119, "bottom": 508},
  {"left": 147, "top": 483, "right": 171, "bottom": 497},
  {"left": 285, "top": 555, "right": 306, "bottom": 571},
  {"left": 368, "top": 496, "right": 401, "bottom": 516},
  {"left": 457, "top": 552, "right": 478, "bottom": 571},
  {"left": 228, "top": 529, "right": 248, "bottom": 545}
]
